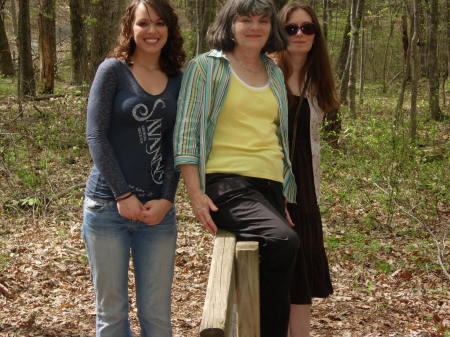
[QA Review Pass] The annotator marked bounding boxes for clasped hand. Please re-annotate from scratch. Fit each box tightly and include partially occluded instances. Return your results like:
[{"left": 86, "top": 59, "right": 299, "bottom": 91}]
[{"left": 117, "top": 195, "right": 172, "bottom": 225}]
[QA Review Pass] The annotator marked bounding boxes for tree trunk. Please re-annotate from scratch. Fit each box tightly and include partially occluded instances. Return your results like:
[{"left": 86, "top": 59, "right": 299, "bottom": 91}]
[
  {"left": 18, "top": 0, "right": 35, "bottom": 97},
  {"left": 0, "top": 1, "right": 14, "bottom": 75},
  {"left": 444, "top": 0, "right": 449, "bottom": 107},
  {"left": 339, "top": 39, "right": 351, "bottom": 106},
  {"left": 195, "top": 0, "right": 217, "bottom": 54},
  {"left": 9, "top": 0, "right": 17, "bottom": 40},
  {"left": 87, "top": 0, "right": 122, "bottom": 81},
  {"left": 427, "top": 0, "right": 441, "bottom": 120},
  {"left": 382, "top": 15, "right": 395, "bottom": 93},
  {"left": 185, "top": 0, "right": 217, "bottom": 55},
  {"left": 348, "top": 0, "right": 364, "bottom": 118},
  {"left": 9, "top": 0, "right": 18, "bottom": 40},
  {"left": 309, "top": 0, "right": 317, "bottom": 10},
  {"left": 447, "top": 0, "right": 450, "bottom": 80},
  {"left": 322, "top": 0, "right": 329, "bottom": 40},
  {"left": 417, "top": 0, "right": 428, "bottom": 77},
  {"left": 358, "top": 16, "right": 365, "bottom": 106},
  {"left": 116, "top": 0, "right": 127, "bottom": 26},
  {"left": 396, "top": 3, "right": 412, "bottom": 119},
  {"left": 322, "top": 0, "right": 342, "bottom": 147},
  {"left": 335, "top": 9, "right": 351, "bottom": 80},
  {"left": 69, "top": 0, "right": 88, "bottom": 85},
  {"left": 323, "top": 108, "right": 341, "bottom": 148},
  {"left": 401, "top": 12, "right": 409, "bottom": 62},
  {"left": 38, "top": 0, "right": 56, "bottom": 93},
  {"left": 410, "top": 0, "right": 419, "bottom": 142},
  {"left": 272, "top": 0, "right": 288, "bottom": 10}
]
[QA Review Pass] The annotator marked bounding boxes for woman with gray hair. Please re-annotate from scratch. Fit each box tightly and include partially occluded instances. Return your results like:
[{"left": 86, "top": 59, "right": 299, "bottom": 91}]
[{"left": 174, "top": 0, "right": 299, "bottom": 336}]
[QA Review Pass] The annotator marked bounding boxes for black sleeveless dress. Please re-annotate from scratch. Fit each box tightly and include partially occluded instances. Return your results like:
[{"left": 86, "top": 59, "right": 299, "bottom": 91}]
[{"left": 287, "top": 96, "right": 333, "bottom": 304}]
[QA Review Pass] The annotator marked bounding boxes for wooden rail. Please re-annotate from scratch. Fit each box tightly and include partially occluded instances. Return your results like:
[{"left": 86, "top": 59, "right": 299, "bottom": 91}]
[{"left": 199, "top": 230, "right": 260, "bottom": 337}]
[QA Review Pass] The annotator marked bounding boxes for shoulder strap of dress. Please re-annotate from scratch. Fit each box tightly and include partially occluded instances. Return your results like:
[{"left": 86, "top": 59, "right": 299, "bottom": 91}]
[{"left": 290, "top": 77, "right": 310, "bottom": 159}]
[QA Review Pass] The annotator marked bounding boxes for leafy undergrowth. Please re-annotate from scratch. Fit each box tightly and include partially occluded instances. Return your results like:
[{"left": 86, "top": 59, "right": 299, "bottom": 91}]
[{"left": 0, "top": 92, "right": 449, "bottom": 336}]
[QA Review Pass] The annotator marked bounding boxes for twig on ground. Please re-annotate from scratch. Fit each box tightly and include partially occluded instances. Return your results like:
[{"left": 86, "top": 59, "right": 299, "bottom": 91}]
[
  {"left": 0, "top": 281, "right": 13, "bottom": 299},
  {"left": 33, "top": 104, "right": 45, "bottom": 117},
  {"left": 44, "top": 183, "right": 86, "bottom": 208}
]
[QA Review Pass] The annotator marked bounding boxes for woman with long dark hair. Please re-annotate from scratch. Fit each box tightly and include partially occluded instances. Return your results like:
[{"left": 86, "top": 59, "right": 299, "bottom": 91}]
[
  {"left": 82, "top": 0, "right": 185, "bottom": 336},
  {"left": 275, "top": 2, "right": 339, "bottom": 336}
]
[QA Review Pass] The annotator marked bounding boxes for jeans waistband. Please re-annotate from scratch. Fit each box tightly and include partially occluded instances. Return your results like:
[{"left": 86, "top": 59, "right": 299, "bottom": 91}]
[{"left": 84, "top": 194, "right": 159, "bottom": 205}]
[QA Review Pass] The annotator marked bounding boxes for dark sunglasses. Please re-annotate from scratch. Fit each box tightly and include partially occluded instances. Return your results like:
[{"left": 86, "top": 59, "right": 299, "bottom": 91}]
[{"left": 285, "top": 23, "right": 316, "bottom": 36}]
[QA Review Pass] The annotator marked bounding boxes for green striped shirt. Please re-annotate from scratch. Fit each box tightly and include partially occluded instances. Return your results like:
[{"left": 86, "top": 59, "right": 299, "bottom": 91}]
[{"left": 174, "top": 49, "right": 296, "bottom": 203}]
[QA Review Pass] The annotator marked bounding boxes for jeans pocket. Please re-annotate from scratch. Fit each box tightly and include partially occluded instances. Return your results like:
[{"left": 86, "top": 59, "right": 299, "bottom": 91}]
[{"left": 84, "top": 196, "right": 111, "bottom": 213}]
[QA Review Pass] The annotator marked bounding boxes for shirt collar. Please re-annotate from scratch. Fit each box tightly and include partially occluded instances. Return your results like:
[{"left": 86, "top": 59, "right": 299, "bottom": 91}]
[
  {"left": 207, "top": 49, "right": 274, "bottom": 67},
  {"left": 207, "top": 49, "right": 227, "bottom": 58}
]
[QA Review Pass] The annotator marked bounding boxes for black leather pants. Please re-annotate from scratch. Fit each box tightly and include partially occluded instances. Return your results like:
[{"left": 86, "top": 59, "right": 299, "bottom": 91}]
[{"left": 205, "top": 174, "right": 299, "bottom": 337}]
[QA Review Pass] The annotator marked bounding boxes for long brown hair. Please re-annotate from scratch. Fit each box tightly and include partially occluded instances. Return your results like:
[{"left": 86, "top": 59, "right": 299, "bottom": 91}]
[
  {"left": 111, "top": 0, "right": 185, "bottom": 76},
  {"left": 276, "top": 1, "right": 339, "bottom": 113}
]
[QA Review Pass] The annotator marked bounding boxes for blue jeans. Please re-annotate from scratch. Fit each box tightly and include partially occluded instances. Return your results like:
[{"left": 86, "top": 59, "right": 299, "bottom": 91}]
[{"left": 82, "top": 196, "right": 177, "bottom": 337}]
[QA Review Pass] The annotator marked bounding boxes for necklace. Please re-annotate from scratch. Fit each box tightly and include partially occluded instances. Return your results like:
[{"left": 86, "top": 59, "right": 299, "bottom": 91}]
[{"left": 231, "top": 54, "right": 265, "bottom": 74}]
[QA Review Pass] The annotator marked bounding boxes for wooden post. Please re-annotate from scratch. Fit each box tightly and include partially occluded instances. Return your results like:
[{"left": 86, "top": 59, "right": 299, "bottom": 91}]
[
  {"left": 235, "top": 241, "right": 260, "bottom": 337},
  {"left": 200, "top": 230, "right": 236, "bottom": 337}
]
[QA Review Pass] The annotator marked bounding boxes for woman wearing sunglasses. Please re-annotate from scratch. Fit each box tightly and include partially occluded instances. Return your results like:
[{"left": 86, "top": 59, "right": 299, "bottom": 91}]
[{"left": 274, "top": 2, "right": 339, "bottom": 337}]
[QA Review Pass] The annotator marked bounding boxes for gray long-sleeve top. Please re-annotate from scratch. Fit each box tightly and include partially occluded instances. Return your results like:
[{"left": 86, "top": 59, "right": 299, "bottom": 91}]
[{"left": 85, "top": 58, "right": 181, "bottom": 202}]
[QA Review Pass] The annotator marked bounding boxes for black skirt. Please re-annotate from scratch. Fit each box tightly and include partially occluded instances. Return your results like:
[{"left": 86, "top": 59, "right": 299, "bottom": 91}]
[{"left": 288, "top": 96, "right": 333, "bottom": 305}]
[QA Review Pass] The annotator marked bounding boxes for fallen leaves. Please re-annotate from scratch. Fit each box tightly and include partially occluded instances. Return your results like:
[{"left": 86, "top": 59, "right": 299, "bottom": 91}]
[{"left": 1, "top": 197, "right": 448, "bottom": 337}]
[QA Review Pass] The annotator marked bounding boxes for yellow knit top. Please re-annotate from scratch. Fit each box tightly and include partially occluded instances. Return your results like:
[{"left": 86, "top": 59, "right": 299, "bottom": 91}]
[{"left": 206, "top": 69, "right": 284, "bottom": 183}]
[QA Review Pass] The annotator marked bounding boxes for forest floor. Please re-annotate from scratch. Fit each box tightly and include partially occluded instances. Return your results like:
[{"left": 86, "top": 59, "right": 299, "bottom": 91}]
[{"left": 0, "top": 87, "right": 449, "bottom": 337}]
